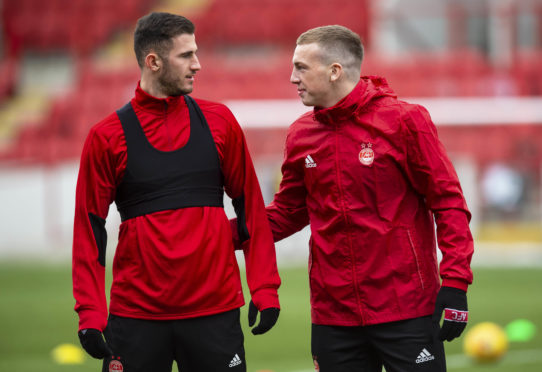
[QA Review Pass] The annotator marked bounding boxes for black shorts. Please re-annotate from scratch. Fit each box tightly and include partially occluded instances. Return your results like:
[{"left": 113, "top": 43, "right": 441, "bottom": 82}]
[
  {"left": 102, "top": 309, "right": 246, "bottom": 372},
  {"left": 311, "top": 316, "right": 446, "bottom": 372}
]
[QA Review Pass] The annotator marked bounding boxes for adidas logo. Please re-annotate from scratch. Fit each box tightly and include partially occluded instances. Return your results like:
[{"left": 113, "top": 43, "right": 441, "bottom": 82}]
[
  {"left": 229, "top": 354, "right": 242, "bottom": 368},
  {"left": 305, "top": 155, "right": 317, "bottom": 168},
  {"left": 415, "top": 348, "right": 435, "bottom": 364}
]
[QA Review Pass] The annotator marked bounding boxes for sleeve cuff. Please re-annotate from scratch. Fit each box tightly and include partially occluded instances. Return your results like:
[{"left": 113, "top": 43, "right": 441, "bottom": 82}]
[
  {"left": 77, "top": 309, "right": 108, "bottom": 332},
  {"left": 251, "top": 288, "right": 280, "bottom": 310},
  {"left": 442, "top": 278, "right": 469, "bottom": 292}
]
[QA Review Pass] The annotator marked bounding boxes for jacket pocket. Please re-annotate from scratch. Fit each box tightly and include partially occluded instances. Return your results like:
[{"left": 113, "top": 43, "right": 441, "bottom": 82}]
[{"left": 406, "top": 228, "right": 425, "bottom": 290}]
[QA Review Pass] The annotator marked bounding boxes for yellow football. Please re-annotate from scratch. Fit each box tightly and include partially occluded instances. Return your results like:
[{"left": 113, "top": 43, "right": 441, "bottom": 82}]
[
  {"left": 463, "top": 322, "right": 508, "bottom": 362},
  {"left": 51, "top": 343, "right": 85, "bottom": 365}
]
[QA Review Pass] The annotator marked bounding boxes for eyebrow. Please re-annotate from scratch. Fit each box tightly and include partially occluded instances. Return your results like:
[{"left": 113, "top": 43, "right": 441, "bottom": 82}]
[{"left": 179, "top": 50, "right": 197, "bottom": 57}]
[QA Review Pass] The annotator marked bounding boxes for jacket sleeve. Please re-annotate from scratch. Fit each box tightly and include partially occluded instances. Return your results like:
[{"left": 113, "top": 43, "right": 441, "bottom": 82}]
[
  {"left": 72, "top": 126, "right": 117, "bottom": 331},
  {"left": 221, "top": 110, "right": 281, "bottom": 311},
  {"left": 266, "top": 129, "right": 310, "bottom": 241},
  {"left": 402, "top": 104, "right": 474, "bottom": 291}
]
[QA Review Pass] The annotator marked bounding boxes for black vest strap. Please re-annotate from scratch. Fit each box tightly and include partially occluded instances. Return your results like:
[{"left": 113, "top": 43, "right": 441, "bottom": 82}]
[{"left": 114, "top": 96, "right": 224, "bottom": 221}]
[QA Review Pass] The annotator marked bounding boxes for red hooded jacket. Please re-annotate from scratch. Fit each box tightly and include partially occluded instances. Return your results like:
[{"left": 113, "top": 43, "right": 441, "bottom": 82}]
[
  {"left": 73, "top": 84, "right": 280, "bottom": 331},
  {"left": 266, "top": 76, "right": 473, "bottom": 326}
]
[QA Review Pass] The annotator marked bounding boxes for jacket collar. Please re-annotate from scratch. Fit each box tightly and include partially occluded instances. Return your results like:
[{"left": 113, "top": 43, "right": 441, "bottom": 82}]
[
  {"left": 313, "top": 76, "right": 396, "bottom": 125},
  {"left": 131, "top": 82, "right": 186, "bottom": 114}
]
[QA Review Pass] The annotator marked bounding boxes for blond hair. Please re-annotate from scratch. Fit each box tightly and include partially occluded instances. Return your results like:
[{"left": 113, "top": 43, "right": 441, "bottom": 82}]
[{"left": 297, "top": 25, "right": 363, "bottom": 80}]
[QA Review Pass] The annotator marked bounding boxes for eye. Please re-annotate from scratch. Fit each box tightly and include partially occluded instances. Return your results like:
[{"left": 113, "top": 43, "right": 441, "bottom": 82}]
[{"left": 180, "top": 51, "right": 196, "bottom": 59}]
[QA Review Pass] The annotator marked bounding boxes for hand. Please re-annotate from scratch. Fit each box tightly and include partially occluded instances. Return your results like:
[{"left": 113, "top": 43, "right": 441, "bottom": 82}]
[
  {"left": 248, "top": 300, "right": 280, "bottom": 335},
  {"left": 78, "top": 328, "right": 113, "bottom": 359},
  {"left": 432, "top": 286, "right": 468, "bottom": 341}
]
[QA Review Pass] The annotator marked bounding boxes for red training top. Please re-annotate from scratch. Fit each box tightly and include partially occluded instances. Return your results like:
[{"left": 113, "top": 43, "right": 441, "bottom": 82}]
[
  {"left": 266, "top": 76, "right": 473, "bottom": 326},
  {"left": 73, "top": 83, "right": 280, "bottom": 331}
]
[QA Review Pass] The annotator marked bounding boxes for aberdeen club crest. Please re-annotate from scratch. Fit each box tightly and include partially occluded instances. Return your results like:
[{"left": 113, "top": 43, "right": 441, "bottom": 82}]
[
  {"left": 109, "top": 358, "right": 124, "bottom": 372},
  {"left": 359, "top": 143, "right": 374, "bottom": 166}
]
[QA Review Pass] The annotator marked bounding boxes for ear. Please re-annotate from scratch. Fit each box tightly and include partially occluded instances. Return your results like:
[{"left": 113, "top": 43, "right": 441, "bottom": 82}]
[
  {"left": 145, "top": 52, "right": 162, "bottom": 72},
  {"left": 330, "top": 63, "right": 343, "bottom": 82}
]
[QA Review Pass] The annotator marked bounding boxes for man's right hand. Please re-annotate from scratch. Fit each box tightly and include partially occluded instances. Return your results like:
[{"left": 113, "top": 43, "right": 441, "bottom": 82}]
[
  {"left": 248, "top": 300, "right": 280, "bottom": 335},
  {"left": 78, "top": 328, "right": 113, "bottom": 359}
]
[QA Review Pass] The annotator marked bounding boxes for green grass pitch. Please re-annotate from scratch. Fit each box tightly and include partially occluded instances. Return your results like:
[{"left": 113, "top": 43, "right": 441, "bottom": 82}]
[{"left": 0, "top": 263, "right": 541, "bottom": 371}]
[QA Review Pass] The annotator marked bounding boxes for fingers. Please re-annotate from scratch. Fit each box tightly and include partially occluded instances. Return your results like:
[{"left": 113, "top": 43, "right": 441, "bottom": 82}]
[
  {"left": 251, "top": 308, "right": 280, "bottom": 335},
  {"left": 78, "top": 329, "right": 113, "bottom": 359},
  {"left": 97, "top": 340, "right": 113, "bottom": 358},
  {"left": 439, "top": 320, "right": 467, "bottom": 341},
  {"left": 247, "top": 301, "right": 280, "bottom": 335},
  {"left": 432, "top": 300, "right": 444, "bottom": 323},
  {"left": 438, "top": 320, "right": 451, "bottom": 341},
  {"left": 452, "top": 322, "right": 467, "bottom": 340},
  {"left": 446, "top": 322, "right": 466, "bottom": 341},
  {"left": 248, "top": 301, "right": 258, "bottom": 327},
  {"left": 251, "top": 323, "right": 271, "bottom": 335}
]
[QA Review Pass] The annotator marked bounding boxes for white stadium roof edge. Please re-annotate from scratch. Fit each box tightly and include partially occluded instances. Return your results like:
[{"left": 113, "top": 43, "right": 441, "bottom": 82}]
[{"left": 225, "top": 97, "right": 542, "bottom": 128}]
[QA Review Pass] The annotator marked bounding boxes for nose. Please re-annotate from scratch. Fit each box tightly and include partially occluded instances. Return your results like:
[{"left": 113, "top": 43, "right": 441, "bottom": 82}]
[
  {"left": 192, "top": 55, "right": 201, "bottom": 71},
  {"left": 290, "top": 68, "right": 300, "bottom": 84}
]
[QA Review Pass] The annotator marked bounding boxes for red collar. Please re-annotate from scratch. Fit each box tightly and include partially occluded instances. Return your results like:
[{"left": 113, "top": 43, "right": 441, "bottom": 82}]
[
  {"left": 131, "top": 82, "right": 186, "bottom": 114},
  {"left": 313, "top": 76, "right": 395, "bottom": 125}
]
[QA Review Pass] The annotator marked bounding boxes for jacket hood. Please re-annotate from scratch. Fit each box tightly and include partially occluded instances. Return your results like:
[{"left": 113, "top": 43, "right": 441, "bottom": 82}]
[{"left": 314, "top": 76, "right": 397, "bottom": 125}]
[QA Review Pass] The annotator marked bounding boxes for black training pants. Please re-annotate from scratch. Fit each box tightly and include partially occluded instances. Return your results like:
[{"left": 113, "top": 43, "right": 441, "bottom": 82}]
[
  {"left": 311, "top": 316, "right": 446, "bottom": 372},
  {"left": 102, "top": 309, "right": 246, "bottom": 372}
]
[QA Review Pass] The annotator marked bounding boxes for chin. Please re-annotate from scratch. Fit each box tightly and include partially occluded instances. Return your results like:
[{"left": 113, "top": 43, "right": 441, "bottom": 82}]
[
  {"left": 301, "top": 98, "right": 316, "bottom": 107},
  {"left": 169, "top": 87, "right": 193, "bottom": 96},
  {"left": 181, "top": 85, "right": 194, "bottom": 95}
]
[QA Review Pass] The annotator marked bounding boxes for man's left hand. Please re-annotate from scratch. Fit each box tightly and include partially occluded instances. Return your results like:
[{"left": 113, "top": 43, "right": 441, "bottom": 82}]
[
  {"left": 248, "top": 300, "right": 280, "bottom": 335},
  {"left": 432, "top": 286, "right": 468, "bottom": 341}
]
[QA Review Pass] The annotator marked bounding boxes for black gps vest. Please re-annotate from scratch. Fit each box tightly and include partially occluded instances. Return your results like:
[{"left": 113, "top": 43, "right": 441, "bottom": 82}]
[{"left": 114, "top": 95, "right": 224, "bottom": 221}]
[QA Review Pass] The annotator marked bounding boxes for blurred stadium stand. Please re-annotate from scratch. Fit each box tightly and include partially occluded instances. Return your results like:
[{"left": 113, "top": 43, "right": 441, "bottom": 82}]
[
  {"left": 1, "top": 0, "right": 541, "bottom": 161},
  {"left": 2, "top": 0, "right": 152, "bottom": 55},
  {"left": 0, "top": 0, "right": 541, "bottom": 257}
]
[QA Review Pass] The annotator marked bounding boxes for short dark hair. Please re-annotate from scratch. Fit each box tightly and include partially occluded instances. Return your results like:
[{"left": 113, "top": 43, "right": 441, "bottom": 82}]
[
  {"left": 134, "top": 12, "right": 195, "bottom": 68},
  {"left": 297, "top": 25, "right": 363, "bottom": 79}
]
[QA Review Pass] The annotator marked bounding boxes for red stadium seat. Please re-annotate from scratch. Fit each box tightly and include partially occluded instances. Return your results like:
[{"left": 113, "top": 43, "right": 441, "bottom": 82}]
[{"left": 1, "top": 0, "right": 159, "bottom": 55}]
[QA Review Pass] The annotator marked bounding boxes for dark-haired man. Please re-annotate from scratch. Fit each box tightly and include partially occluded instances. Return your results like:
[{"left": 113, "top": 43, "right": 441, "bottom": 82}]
[
  {"left": 72, "top": 12, "right": 280, "bottom": 372},
  {"left": 235, "top": 25, "right": 473, "bottom": 371}
]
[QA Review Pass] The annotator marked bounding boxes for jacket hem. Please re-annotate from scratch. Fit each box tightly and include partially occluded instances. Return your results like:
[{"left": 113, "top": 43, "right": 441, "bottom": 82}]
[
  {"left": 109, "top": 300, "right": 245, "bottom": 321},
  {"left": 311, "top": 309, "right": 434, "bottom": 327}
]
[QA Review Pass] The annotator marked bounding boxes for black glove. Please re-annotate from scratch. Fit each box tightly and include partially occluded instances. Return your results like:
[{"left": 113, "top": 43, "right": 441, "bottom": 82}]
[
  {"left": 432, "top": 286, "right": 468, "bottom": 342},
  {"left": 78, "top": 328, "right": 113, "bottom": 359},
  {"left": 248, "top": 300, "right": 280, "bottom": 335}
]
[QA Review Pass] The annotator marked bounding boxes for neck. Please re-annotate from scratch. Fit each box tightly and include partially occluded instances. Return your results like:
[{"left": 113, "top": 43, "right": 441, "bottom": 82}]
[
  {"left": 323, "top": 79, "right": 358, "bottom": 108},
  {"left": 140, "top": 74, "right": 167, "bottom": 99}
]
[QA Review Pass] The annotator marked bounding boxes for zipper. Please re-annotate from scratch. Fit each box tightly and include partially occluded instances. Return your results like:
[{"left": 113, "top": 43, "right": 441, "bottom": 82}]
[
  {"left": 163, "top": 101, "right": 174, "bottom": 150},
  {"left": 407, "top": 229, "right": 425, "bottom": 290},
  {"left": 334, "top": 126, "right": 365, "bottom": 324}
]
